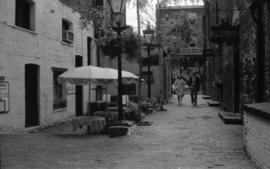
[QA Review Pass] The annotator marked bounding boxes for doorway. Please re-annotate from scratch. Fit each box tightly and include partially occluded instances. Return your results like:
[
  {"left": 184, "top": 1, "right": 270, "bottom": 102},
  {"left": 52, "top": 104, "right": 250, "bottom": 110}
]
[
  {"left": 75, "top": 55, "right": 83, "bottom": 116},
  {"left": 25, "top": 64, "right": 39, "bottom": 127}
]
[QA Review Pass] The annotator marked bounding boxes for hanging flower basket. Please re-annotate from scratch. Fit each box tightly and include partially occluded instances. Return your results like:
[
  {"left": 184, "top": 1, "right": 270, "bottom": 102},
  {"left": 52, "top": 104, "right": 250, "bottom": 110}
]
[{"left": 102, "top": 34, "right": 139, "bottom": 60}]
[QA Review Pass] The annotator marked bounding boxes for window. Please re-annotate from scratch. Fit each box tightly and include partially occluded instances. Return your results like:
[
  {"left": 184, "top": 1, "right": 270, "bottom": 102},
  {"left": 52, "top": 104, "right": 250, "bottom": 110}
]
[
  {"left": 188, "top": 13, "right": 197, "bottom": 25},
  {"left": 52, "top": 68, "right": 67, "bottom": 109},
  {"left": 97, "top": 45, "right": 100, "bottom": 66},
  {"left": 87, "top": 37, "right": 92, "bottom": 65},
  {"left": 165, "top": 14, "right": 169, "bottom": 21},
  {"left": 142, "top": 71, "right": 154, "bottom": 83},
  {"left": 123, "top": 83, "right": 136, "bottom": 95},
  {"left": 93, "top": 0, "right": 103, "bottom": 8},
  {"left": 189, "top": 38, "right": 197, "bottom": 48},
  {"left": 62, "top": 19, "right": 74, "bottom": 43},
  {"left": 15, "top": 0, "right": 35, "bottom": 30},
  {"left": 189, "top": 18, "right": 197, "bottom": 24},
  {"left": 96, "top": 85, "right": 103, "bottom": 101}
]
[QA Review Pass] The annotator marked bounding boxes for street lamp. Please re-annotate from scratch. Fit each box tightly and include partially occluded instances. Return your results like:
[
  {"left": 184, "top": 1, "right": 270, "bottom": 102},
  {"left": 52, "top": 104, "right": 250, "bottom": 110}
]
[
  {"left": 107, "top": 0, "right": 128, "bottom": 120},
  {"left": 143, "top": 22, "right": 155, "bottom": 98}
]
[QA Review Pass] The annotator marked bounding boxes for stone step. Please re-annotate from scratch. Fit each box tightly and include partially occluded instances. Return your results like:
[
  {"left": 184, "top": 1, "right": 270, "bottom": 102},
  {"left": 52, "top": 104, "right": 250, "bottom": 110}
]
[
  {"left": 108, "top": 120, "right": 136, "bottom": 137},
  {"left": 136, "top": 121, "right": 153, "bottom": 126},
  {"left": 202, "top": 95, "right": 211, "bottom": 100},
  {"left": 207, "top": 100, "right": 220, "bottom": 107},
  {"left": 219, "top": 112, "right": 243, "bottom": 125},
  {"left": 110, "top": 120, "right": 135, "bottom": 127},
  {"left": 108, "top": 126, "right": 129, "bottom": 137}
]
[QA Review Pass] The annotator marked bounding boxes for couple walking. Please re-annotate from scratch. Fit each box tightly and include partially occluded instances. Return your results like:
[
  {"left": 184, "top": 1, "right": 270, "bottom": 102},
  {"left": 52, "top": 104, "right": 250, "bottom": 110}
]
[{"left": 173, "top": 72, "right": 200, "bottom": 105}]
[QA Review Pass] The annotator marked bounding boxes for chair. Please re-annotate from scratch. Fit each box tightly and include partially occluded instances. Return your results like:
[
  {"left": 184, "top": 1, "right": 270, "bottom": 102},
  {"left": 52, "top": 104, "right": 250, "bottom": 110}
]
[
  {"left": 110, "top": 95, "right": 129, "bottom": 106},
  {"left": 102, "top": 94, "right": 111, "bottom": 103}
]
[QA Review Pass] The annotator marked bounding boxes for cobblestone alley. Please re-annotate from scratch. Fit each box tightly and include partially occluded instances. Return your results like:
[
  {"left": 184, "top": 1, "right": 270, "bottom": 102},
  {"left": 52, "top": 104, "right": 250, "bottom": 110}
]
[{"left": 0, "top": 96, "right": 256, "bottom": 169}]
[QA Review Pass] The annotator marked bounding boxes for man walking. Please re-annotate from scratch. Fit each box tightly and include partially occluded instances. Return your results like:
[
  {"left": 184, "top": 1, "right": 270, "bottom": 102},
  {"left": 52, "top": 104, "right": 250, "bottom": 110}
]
[{"left": 188, "top": 72, "right": 200, "bottom": 105}]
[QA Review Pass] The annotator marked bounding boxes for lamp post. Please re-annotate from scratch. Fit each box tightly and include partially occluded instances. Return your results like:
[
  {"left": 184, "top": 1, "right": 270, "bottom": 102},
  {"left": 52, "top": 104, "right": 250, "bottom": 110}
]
[
  {"left": 143, "top": 22, "right": 155, "bottom": 98},
  {"left": 107, "top": 0, "right": 128, "bottom": 120}
]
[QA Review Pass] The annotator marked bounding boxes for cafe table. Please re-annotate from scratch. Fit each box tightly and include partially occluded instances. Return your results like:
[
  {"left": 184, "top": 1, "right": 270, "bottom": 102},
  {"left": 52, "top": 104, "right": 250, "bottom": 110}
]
[{"left": 71, "top": 116, "right": 106, "bottom": 134}]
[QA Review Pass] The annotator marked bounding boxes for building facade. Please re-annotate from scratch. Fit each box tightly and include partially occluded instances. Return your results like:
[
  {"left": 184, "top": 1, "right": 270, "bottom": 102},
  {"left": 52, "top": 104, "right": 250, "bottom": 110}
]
[
  {"left": 0, "top": 0, "right": 97, "bottom": 130},
  {"left": 204, "top": 0, "right": 270, "bottom": 168},
  {"left": 238, "top": 0, "right": 270, "bottom": 169},
  {"left": 156, "top": 5, "right": 204, "bottom": 97},
  {"left": 203, "top": 0, "right": 240, "bottom": 112}
]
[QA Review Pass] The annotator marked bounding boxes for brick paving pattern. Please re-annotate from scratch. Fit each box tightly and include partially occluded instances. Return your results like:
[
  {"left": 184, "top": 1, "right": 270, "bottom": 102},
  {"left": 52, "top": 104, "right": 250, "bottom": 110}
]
[{"left": 0, "top": 96, "right": 256, "bottom": 169}]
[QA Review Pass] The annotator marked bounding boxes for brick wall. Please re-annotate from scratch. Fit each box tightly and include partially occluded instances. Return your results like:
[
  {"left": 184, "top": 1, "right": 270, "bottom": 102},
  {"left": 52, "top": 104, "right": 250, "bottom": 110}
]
[
  {"left": 240, "top": 2, "right": 270, "bottom": 169},
  {"left": 0, "top": 0, "right": 96, "bottom": 130},
  {"left": 239, "top": 1, "right": 270, "bottom": 103},
  {"left": 262, "top": 2, "right": 270, "bottom": 101},
  {"left": 244, "top": 111, "right": 270, "bottom": 169},
  {"left": 239, "top": 5, "right": 257, "bottom": 104}
]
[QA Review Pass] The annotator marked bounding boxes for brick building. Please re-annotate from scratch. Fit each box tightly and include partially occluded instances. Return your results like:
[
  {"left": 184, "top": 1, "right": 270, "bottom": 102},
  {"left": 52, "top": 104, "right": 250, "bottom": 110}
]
[
  {"left": 238, "top": 0, "right": 270, "bottom": 169},
  {"left": 156, "top": 5, "right": 204, "bottom": 87},
  {"left": 204, "top": 0, "right": 270, "bottom": 168},
  {"left": 203, "top": 0, "right": 240, "bottom": 112},
  {"left": 0, "top": 0, "right": 97, "bottom": 130}
]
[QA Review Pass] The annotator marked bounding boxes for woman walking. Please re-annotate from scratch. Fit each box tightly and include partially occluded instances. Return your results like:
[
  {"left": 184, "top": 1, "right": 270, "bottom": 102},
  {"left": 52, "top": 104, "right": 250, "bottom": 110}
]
[{"left": 173, "top": 76, "right": 186, "bottom": 105}]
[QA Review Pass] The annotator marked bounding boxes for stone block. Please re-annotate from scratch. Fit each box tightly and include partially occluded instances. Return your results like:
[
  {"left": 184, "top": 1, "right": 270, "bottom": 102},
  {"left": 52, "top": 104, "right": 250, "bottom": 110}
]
[{"left": 108, "top": 126, "right": 129, "bottom": 137}]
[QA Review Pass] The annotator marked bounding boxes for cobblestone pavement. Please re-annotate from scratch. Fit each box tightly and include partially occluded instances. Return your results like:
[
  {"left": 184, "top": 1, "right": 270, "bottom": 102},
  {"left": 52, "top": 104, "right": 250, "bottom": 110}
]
[{"left": 0, "top": 96, "right": 257, "bottom": 169}]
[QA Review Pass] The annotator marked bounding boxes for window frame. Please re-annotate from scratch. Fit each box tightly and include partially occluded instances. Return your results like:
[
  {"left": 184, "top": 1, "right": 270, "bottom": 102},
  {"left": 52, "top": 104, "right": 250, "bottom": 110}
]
[
  {"left": 15, "top": 0, "right": 35, "bottom": 31},
  {"left": 87, "top": 37, "right": 92, "bottom": 65},
  {"left": 141, "top": 71, "right": 154, "bottom": 84},
  {"left": 62, "top": 18, "right": 74, "bottom": 44},
  {"left": 52, "top": 67, "right": 68, "bottom": 110}
]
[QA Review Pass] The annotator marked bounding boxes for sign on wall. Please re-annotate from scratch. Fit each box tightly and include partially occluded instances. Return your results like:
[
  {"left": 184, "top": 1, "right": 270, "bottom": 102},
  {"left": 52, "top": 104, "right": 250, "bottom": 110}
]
[
  {"left": 67, "top": 85, "right": 75, "bottom": 95},
  {"left": 0, "top": 81, "right": 9, "bottom": 113}
]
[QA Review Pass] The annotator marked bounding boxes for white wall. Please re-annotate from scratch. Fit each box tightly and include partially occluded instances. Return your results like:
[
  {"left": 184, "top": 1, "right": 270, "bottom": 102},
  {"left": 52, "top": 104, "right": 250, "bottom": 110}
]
[{"left": 0, "top": 0, "right": 96, "bottom": 130}]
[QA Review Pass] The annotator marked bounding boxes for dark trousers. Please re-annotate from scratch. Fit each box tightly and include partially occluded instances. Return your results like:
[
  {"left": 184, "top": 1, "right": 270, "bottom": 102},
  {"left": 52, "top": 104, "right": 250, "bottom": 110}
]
[{"left": 190, "top": 88, "right": 198, "bottom": 105}]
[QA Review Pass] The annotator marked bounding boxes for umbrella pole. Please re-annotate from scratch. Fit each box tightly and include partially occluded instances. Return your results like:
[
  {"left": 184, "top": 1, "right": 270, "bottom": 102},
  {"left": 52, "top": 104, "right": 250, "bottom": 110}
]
[
  {"left": 105, "top": 85, "right": 108, "bottom": 110},
  {"left": 88, "top": 83, "right": 91, "bottom": 116},
  {"left": 125, "top": 85, "right": 128, "bottom": 105}
]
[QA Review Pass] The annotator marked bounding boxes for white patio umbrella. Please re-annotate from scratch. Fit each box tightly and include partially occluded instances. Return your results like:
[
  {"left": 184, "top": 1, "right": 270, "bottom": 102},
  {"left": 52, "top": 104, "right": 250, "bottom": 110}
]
[
  {"left": 58, "top": 66, "right": 139, "bottom": 85},
  {"left": 58, "top": 65, "right": 139, "bottom": 112},
  {"left": 102, "top": 67, "right": 139, "bottom": 106},
  {"left": 58, "top": 65, "right": 113, "bottom": 85},
  {"left": 103, "top": 67, "right": 139, "bottom": 84}
]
